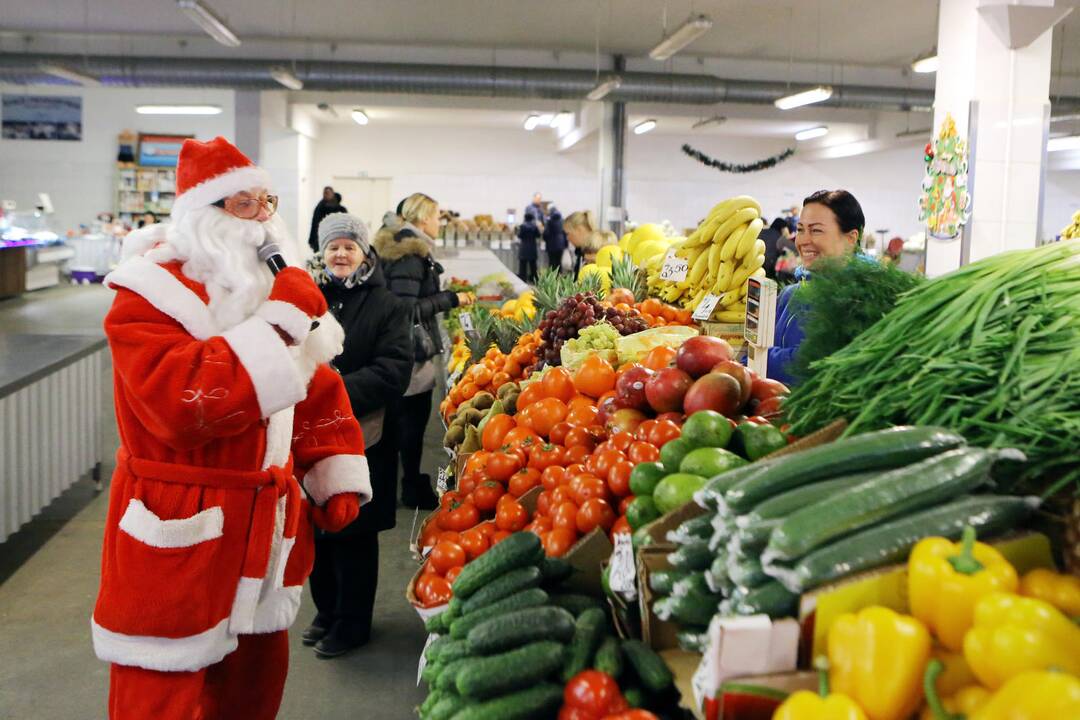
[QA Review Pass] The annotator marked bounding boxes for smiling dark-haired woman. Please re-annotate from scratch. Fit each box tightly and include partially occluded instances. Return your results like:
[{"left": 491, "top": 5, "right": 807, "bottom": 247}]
[{"left": 768, "top": 189, "right": 866, "bottom": 385}]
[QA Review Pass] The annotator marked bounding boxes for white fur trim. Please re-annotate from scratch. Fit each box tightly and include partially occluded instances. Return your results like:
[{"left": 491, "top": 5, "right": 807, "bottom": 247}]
[
  {"left": 291, "top": 311, "right": 345, "bottom": 385},
  {"left": 171, "top": 165, "right": 273, "bottom": 221},
  {"left": 261, "top": 408, "right": 294, "bottom": 470},
  {"left": 118, "top": 499, "right": 224, "bottom": 548},
  {"left": 303, "top": 454, "right": 372, "bottom": 507},
  {"left": 105, "top": 256, "right": 220, "bottom": 341},
  {"left": 222, "top": 316, "right": 306, "bottom": 418},
  {"left": 252, "top": 584, "right": 302, "bottom": 634},
  {"left": 256, "top": 300, "right": 311, "bottom": 346},
  {"left": 228, "top": 576, "right": 263, "bottom": 635},
  {"left": 120, "top": 223, "right": 169, "bottom": 260},
  {"left": 91, "top": 617, "right": 238, "bottom": 672}
]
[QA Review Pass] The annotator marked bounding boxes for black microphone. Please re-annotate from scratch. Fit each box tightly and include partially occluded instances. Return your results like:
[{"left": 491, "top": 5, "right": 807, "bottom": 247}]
[{"left": 257, "top": 239, "right": 319, "bottom": 331}]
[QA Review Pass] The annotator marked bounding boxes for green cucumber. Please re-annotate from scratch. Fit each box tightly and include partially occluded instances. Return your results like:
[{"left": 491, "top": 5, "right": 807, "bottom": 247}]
[
  {"left": 549, "top": 593, "right": 603, "bottom": 617},
  {"left": 449, "top": 683, "right": 563, "bottom": 720},
  {"left": 723, "top": 426, "right": 966, "bottom": 514},
  {"left": 421, "top": 689, "right": 444, "bottom": 715},
  {"left": 460, "top": 566, "right": 543, "bottom": 615},
  {"left": 694, "top": 463, "right": 770, "bottom": 510},
  {"left": 623, "top": 687, "right": 646, "bottom": 708},
  {"left": 466, "top": 606, "right": 575, "bottom": 655},
  {"left": 732, "top": 580, "right": 798, "bottom": 618},
  {"left": 426, "top": 611, "right": 451, "bottom": 634},
  {"left": 421, "top": 661, "right": 443, "bottom": 685},
  {"left": 451, "top": 532, "right": 544, "bottom": 599},
  {"left": 456, "top": 641, "right": 566, "bottom": 699},
  {"left": 562, "top": 607, "right": 607, "bottom": 681},
  {"left": 768, "top": 494, "right": 1039, "bottom": 593},
  {"left": 727, "top": 556, "right": 768, "bottom": 590},
  {"left": 449, "top": 588, "right": 549, "bottom": 639},
  {"left": 622, "top": 639, "right": 674, "bottom": 692},
  {"left": 668, "top": 589, "right": 722, "bottom": 626},
  {"left": 437, "top": 638, "right": 474, "bottom": 664},
  {"left": 671, "top": 571, "right": 711, "bottom": 598},
  {"left": 668, "top": 539, "right": 713, "bottom": 571},
  {"left": 764, "top": 447, "right": 1001, "bottom": 562},
  {"left": 728, "top": 519, "right": 779, "bottom": 555},
  {"left": 708, "top": 513, "right": 735, "bottom": 552},
  {"left": 705, "top": 553, "right": 730, "bottom": 594},
  {"left": 738, "top": 471, "right": 879, "bottom": 524},
  {"left": 429, "top": 695, "right": 470, "bottom": 720},
  {"left": 436, "top": 657, "right": 472, "bottom": 692},
  {"left": 594, "top": 636, "right": 623, "bottom": 679},
  {"left": 677, "top": 627, "right": 709, "bottom": 653},
  {"left": 667, "top": 513, "right": 714, "bottom": 544},
  {"left": 425, "top": 634, "right": 454, "bottom": 662},
  {"left": 648, "top": 569, "right": 687, "bottom": 595},
  {"left": 540, "top": 557, "right": 573, "bottom": 586}
]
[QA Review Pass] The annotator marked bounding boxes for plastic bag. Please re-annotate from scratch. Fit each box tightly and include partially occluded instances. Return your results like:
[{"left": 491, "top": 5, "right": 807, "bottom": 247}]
[{"left": 615, "top": 325, "right": 699, "bottom": 365}]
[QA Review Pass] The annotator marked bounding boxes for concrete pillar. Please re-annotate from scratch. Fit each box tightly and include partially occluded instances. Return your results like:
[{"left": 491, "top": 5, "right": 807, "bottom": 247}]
[
  {"left": 234, "top": 90, "right": 261, "bottom": 163},
  {"left": 926, "top": 0, "right": 1069, "bottom": 275},
  {"left": 597, "top": 56, "right": 627, "bottom": 236}
]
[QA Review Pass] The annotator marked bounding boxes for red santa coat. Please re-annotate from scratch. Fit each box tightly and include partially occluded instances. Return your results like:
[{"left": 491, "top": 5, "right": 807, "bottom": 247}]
[{"left": 91, "top": 255, "right": 370, "bottom": 673}]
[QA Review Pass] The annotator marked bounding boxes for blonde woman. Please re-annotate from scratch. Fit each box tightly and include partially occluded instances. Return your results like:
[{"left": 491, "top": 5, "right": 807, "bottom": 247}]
[
  {"left": 564, "top": 210, "right": 598, "bottom": 275},
  {"left": 375, "top": 193, "right": 475, "bottom": 509}
]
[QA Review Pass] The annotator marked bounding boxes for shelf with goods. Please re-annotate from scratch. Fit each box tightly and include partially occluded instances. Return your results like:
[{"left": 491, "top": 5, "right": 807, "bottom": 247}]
[
  {"left": 115, "top": 166, "right": 176, "bottom": 223},
  {"left": 407, "top": 194, "right": 1080, "bottom": 720}
]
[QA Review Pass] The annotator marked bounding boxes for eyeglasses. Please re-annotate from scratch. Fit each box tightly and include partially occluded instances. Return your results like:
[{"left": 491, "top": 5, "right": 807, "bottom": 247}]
[{"left": 212, "top": 193, "right": 279, "bottom": 219}]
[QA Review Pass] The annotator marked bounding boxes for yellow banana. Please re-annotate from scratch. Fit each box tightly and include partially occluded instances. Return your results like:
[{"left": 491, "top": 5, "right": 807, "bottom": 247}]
[
  {"left": 689, "top": 215, "right": 723, "bottom": 246},
  {"left": 734, "top": 218, "right": 764, "bottom": 260},
  {"left": 750, "top": 238, "right": 766, "bottom": 259},
  {"left": 714, "top": 209, "right": 759, "bottom": 255},
  {"left": 705, "top": 241, "right": 724, "bottom": 285},
  {"left": 712, "top": 309, "right": 747, "bottom": 323},
  {"left": 687, "top": 249, "right": 710, "bottom": 285},
  {"left": 705, "top": 195, "right": 762, "bottom": 223},
  {"left": 729, "top": 263, "right": 755, "bottom": 292},
  {"left": 746, "top": 253, "right": 765, "bottom": 271},
  {"left": 713, "top": 262, "right": 735, "bottom": 294},
  {"left": 719, "top": 287, "right": 742, "bottom": 306}
]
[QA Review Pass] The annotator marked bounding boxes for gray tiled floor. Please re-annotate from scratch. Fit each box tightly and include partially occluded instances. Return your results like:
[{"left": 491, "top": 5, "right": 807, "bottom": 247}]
[{"left": 0, "top": 284, "right": 432, "bottom": 719}]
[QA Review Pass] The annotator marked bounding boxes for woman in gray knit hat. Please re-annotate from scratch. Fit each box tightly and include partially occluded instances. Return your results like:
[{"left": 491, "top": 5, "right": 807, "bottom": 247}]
[{"left": 303, "top": 212, "right": 413, "bottom": 658}]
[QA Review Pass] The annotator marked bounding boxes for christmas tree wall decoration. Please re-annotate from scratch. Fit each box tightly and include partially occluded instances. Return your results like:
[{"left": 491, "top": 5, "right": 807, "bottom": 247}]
[{"left": 919, "top": 113, "right": 971, "bottom": 240}]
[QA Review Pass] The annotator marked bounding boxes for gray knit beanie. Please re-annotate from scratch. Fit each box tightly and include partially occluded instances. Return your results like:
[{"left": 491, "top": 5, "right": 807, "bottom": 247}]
[{"left": 318, "top": 212, "right": 370, "bottom": 255}]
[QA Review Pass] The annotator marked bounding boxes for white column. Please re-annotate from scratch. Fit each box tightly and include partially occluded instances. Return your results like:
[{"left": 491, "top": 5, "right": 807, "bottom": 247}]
[{"left": 926, "top": 0, "right": 1064, "bottom": 275}]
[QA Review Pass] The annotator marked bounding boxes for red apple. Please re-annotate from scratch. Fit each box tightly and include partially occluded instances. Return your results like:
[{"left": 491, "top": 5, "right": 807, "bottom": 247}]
[
  {"left": 683, "top": 372, "right": 743, "bottom": 417},
  {"left": 656, "top": 411, "right": 686, "bottom": 426},
  {"left": 676, "top": 336, "right": 734, "bottom": 378},
  {"left": 596, "top": 395, "right": 619, "bottom": 426},
  {"left": 645, "top": 367, "right": 694, "bottom": 414},
  {"left": 750, "top": 377, "right": 790, "bottom": 403},
  {"left": 754, "top": 396, "right": 785, "bottom": 419},
  {"left": 712, "top": 360, "right": 753, "bottom": 407},
  {"left": 615, "top": 364, "right": 654, "bottom": 411},
  {"left": 607, "top": 408, "right": 647, "bottom": 435}
]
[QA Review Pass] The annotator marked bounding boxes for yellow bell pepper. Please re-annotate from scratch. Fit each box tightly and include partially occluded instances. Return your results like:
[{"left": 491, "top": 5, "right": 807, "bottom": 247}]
[
  {"left": 920, "top": 659, "right": 991, "bottom": 720},
  {"left": 908, "top": 525, "right": 1018, "bottom": 651},
  {"left": 969, "top": 670, "right": 1080, "bottom": 719},
  {"left": 963, "top": 591, "right": 1080, "bottom": 688},
  {"left": 1019, "top": 567, "right": 1080, "bottom": 616},
  {"left": 929, "top": 648, "right": 978, "bottom": 697},
  {"left": 773, "top": 691, "right": 867, "bottom": 720},
  {"left": 827, "top": 606, "right": 932, "bottom": 720}
]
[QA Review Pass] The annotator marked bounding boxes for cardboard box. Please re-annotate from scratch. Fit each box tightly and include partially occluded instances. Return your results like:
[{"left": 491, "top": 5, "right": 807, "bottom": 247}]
[
  {"left": 662, "top": 649, "right": 706, "bottom": 720},
  {"left": 643, "top": 500, "right": 707, "bottom": 548},
  {"left": 560, "top": 527, "right": 613, "bottom": 597}
]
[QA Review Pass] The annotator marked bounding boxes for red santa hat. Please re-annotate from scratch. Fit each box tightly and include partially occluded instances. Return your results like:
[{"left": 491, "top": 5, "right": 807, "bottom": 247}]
[{"left": 169, "top": 136, "right": 272, "bottom": 221}]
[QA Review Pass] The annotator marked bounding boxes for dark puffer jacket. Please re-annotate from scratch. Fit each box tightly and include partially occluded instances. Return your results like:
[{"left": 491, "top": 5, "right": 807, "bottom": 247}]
[{"left": 374, "top": 226, "right": 459, "bottom": 357}]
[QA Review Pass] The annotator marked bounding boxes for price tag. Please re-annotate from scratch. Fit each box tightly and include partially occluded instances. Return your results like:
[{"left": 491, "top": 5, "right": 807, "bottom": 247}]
[
  {"left": 608, "top": 533, "right": 638, "bottom": 601},
  {"left": 459, "top": 312, "right": 474, "bottom": 333},
  {"left": 692, "top": 293, "right": 721, "bottom": 322},
  {"left": 417, "top": 632, "right": 439, "bottom": 686},
  {"left": 437, "top": 466, "right": 449, "bottom": 493},
  {"left": 659, "top": 249, "right": 689, "bottom": 282},
  {"left": 691, "top": 617, "right": 721, "bottom": 710}
]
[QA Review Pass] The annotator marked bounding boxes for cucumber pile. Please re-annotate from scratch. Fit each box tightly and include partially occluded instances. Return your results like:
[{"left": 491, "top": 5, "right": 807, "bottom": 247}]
[
  {"left": 419, "top": 531, "right": 677, "bottom": 719},
  {"left": 656, "top": 426, "right": 1038, "bottom": 649}
]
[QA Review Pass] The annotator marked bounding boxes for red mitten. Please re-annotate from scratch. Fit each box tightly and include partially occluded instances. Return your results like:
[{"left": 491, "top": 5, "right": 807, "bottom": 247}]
[
  {"left": 310, "top": 492, "right": 360, "bottom": 532},
  {"left": 256, "top": 267, "right": 327, "bottom": 345}
]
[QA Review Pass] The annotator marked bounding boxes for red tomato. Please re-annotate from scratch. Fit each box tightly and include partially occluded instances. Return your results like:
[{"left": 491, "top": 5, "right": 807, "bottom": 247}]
[
  {"left": 552, "top": 501, "right": 579, "bottom": 532},
  {"left": 558, "top": 707, "right": 596, "bottom": 720},
  {"left": 463, "top": 452, "right": 489, "bottom": 477},
  {"left": 610, "top": 515, "right": 631, "bottom": 540},
  {"left": 543, "top": 527, "right": 577, "bottom": 557},
  {"left": 542, "top": 367, "right": 578, "bottom": 403},
  {"left": 481, "top": 414, "right": 516, "bottom": 452},
  {"left": 563, "top": 670, "right": 625, "bottom": 717},
  {"left": 485, "top": 451, "right": 523, "bottom": 483},
  {"left": 564, "top": 427, "right": 597, "bottom": 453},
  {"left": 604, "top": 711, "right": 658, "bottom": 720},
  {"left": 590, "top": 449, "right": 626, "bottom": 480},
  {"left": 535, "top": 489, "right": 553, "bottom": 517},
  {"left": 439, "top": 490, "right": 461, "bottom": 511},
  {"left": 516, "top": 381, "right": 547, "bottom": 410},
  {"left": 458, "top": 527, "right": 490, "bottom": 561},
  {"left": 470, "top": 481, "right": 505, "bottom": 513},
  {"left": 565, "top": 444, "right": 591, "bottom": 465},
  {"left": 429, "top": 541, "right": 466, "bottom": 574},
  {"left": 526, "top": 516, "right": 553, "bottom": 536},
  {"left": 618, "top": 495, "right": 635, "bottom": 515},
  {"left": 750, "top": 377, "right": 790, "bottom": 402},
  {"left": 646, "top": 419, "right": 682, "bottom": 448},
  {"left": 436, "top": 530, "right": 462, "bottom": 545},
  {"left": 495, "top": 498, "right": 529, "bottom": 532},
  {"left": 475, "top": 522, "right": 496, "bottom": 538},
  {"left": 565, "top": 402, "right": 599, "bottom": 427},
  {"left": 509, "top": 467, "right": 542, "bottom": 497},
  {"left": 550, "top": 486, "right": 576, "bottom": 507},
  {"left": 564, "top": 463, "right": 588, "bottom": 478},
  {"left": 576, "top": 498, "right": 616, "bottom": 534},
  {"left": 503, "top": 426, "right": 542, "bottom": 452},
  {"left": 571, "top": 475, "right": 609, "bottom": 506},
  {"left": 755, "top": 396, "right": 784, "bottom": 419},
  {"left": 491, "top": 530, "right": 511, "bottom": 544},
  {"left": 517, "top": 397, "right": 569, "bottom": 438},
  {"left": 457, "top": 475, "right": 477, "bottom": 496},
  {"left": 635, "top": 419, "right": 659, "bottom": 444},
  {"left": 586, "top": 425, "right": 609, "bottom": 444},
  {"left": 445, "top": 566, "right": 464, "bottom": 584},
  {"left": 549, "top": 421, "right": 573, "bottom": 446},
  {"left": 627, "top": 441, "right": 660, "bottom": 464},
  {"left": 529, "top": 443, "right": 566, "bottom": 471},
  {"left": 607, "top": 460, "right": 634, "bottom": 497},
  {"left": 415, "top": 574, "right": 453, "bottom": 608},
  {"left": 541, "top": 465, "right": 567, "bottom": 491},
  {"left": 609, "top": 431, "right": 635, "bottom": 452},
  {"left": 441, "top": 501, "right": 480, "bottom": 532}
]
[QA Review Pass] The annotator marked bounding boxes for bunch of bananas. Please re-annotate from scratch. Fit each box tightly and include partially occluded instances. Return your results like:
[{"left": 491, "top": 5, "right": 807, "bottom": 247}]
[
  {"left": 1062, "top": 210, "right": 1080, "bottom": 240},
  {"left": 646, "top": 194, "right": 767, "bottom": 323},
  {"left": 447, "top": 335, "right": 470, "bottom": 374}
]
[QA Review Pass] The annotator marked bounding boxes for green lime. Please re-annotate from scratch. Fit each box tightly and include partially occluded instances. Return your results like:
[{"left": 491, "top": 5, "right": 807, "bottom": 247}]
[
  {"left": 632, "top": 525, "right": 654, "bottom": 550},
  {"left": 681, "top": 410, "right": 733, "bottom": 448},
  {"left": 679, "top": 447, "right": 748, "bottom": 478},
  {"left": 629, "top": 461, "right": 667, "bottom": 496},
  {"left": 653, "top": 473, "right": 707, "bottom": 514},
  {"left": 626, "top": 495, "right": 661, "bottom": 530},
  {"left": 659, "top": 436, "right": 695, "bottom": 474}
]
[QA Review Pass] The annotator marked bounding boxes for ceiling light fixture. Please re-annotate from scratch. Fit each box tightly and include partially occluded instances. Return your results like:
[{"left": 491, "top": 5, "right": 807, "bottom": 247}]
[
  {"left": 774, "top": 85, "right": 833, "bottom": 110},
  {"left": 587, "top": 77, "right": 622, "bottom": 101},
  {"left": 536, "top": 113, "right": 555, "bottom": 127},
  {"left": 633, "top": 119, "right": 657, "bottom": 135},
  {"left": 38, "top": 63, "right": 100, "bottom": 86},
  {"left": 691, "top": 115, "right": 726, "bottom": 130},
  {"left": 136, "top": 105, "right": 223, "bottom": 115},
  {"left": 1048, "top": 135, "right": 1080, "bottom": 152},
  {"left": 523, "top": 114, "right": 542, "bottom": 130},
  {"left": 177, "top": 0, "right": 241, "bottom": 47},
  {"left": 552, "top": 111, "right": 573, "bottom": 128},
  {"left": 269, "top": 67, "right": 303, "bottom": 90},
  {"left": 911, "top": 54, "right": 939, "bottom": 74},
  {"left": 795, "top": 125, "right": 829, "bottom": 141},
  {"left": 648, "top": 14, "right": 713, "bottom": 61},
  {"left": 351, "top": 109, "right": 369, "bottom": 125}
]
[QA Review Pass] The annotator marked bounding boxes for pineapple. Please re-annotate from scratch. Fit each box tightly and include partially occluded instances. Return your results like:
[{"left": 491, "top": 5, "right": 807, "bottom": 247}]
[
  {"left": 610, "top": 255, "right": 646, "bottom": 302},
  {"left": 576, "top": 271, "right": 603, "bottom": 299},
  {"left": 532, "top": 267, "right": 566, "bottom": 317}
]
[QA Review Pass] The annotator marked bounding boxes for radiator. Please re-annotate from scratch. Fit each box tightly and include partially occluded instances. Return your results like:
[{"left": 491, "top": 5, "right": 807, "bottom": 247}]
[{"left": 1, "top": 346, "right": 107, "bottom": 542}]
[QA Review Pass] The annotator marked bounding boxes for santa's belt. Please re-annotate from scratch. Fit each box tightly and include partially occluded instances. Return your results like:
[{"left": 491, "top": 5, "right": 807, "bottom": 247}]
[{"left": 117, "top": 448, "right": 301, "bottom": 582}]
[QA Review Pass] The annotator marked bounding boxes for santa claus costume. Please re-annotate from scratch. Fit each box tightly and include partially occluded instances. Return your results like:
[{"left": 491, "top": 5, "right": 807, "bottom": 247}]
[{"left": 91, "top": 137, "right": 370, "bottom": 719}]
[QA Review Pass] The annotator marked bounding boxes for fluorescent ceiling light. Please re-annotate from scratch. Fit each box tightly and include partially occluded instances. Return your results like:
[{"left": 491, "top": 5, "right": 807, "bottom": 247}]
[
  {"left": 911, "top": 54, "right": 939, "bottom": 74},
  {"left": 795, "top": 125, "right": 829, "bottom": 141},
  {"left": 1048, "top": 135, "right": 1080, "bottom": 152},
  {"left": 351, "top": 109, "right": 369, "bottom": 125},
  {"left": 587, "top": 77, "right": 622, "bottom": 101},
  {"left": 136, "top": 104, "right": 222, "bottom": 115},
  {"left": 633, "top": 119, "right": 657, "bottom": 135},
  {"left": 692, "top": 115, "right": 726, "bottom": 130},
  {"left": 177, "top": 0, "right": 241, "bottom": 47},
  {"left": 536, "top": 113, "right": 555, "bottom": 127},
  {"left": 39, "top": 63, "right": 100, "bottom": 86},
  {"left": 523, "top": 114, "right": 542, "bottom": 130},
  {"left": 648, "top": 14, "right": 713, "bottom": 60},
  {"left": 270, "top": 67, "right": 303, "bottom": 90},
  {"left": 774, "top": 85, "right": 833, "bottom": 110}
]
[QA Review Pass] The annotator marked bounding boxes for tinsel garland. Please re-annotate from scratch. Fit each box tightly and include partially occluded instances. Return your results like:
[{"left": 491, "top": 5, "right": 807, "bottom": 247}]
[{"left": 681, "top": 144, "right": 795, "bottom": 173}]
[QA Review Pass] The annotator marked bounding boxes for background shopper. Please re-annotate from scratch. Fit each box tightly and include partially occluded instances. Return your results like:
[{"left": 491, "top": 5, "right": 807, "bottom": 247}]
[
  {"left": 375, "top": 193, "right": 475, "bottom": 509},
  {"left": 543, "top": 205, "right": 568, "bottom": 272},
  {"left": 516, "top": 210, "right": 541, "bottom": 282},
  {"left": 305, "top": 213, "right": 413, "bottom": 658},
  {"left": 308, "top": 186, "right": 347, "bottom": 253},
  {"left": 564, "top": 209, "right": 599, "bottom": 274}
]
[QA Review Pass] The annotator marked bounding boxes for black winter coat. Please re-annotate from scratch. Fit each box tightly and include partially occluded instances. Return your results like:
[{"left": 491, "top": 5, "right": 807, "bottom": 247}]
[
  {"left": 516, "top": 223, "right": 540, "bottom": 261},
  {"left": 321, "top": 261, "right": 412, "bottom": 533},
  {"left": 308, "top": 199, "right": 348, "bottom": 254},
  {"left": 375, "top": 227, "right": 459, "bottom": 357},
  {"left": 543, "top": 213, "right": 568, "bottom": 252}
]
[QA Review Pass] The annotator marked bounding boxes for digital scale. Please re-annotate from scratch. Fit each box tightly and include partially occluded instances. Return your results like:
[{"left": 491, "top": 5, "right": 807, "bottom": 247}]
[{"left": 744, "top": 277, "right": 778, "bottom": 377}]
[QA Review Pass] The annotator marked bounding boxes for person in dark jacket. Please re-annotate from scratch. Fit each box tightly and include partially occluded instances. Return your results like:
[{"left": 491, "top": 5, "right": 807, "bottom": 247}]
[
  {"left": 307, "top": 186, "right": 347, "bottom": 254},
  {"left": 526, "top": 191, "right": 546, "bottom": 227},
  {"left": 757, "top": 217, "right": 792, "bottom": 280},
  {"left": 303, "top": 212, "right": 413, "bottom": 658},
  {"left": 516, "top": 210, "right": 541, "bottom": 282},
  {"left": 374, "top": 193, "right": 475, "bottom": 509},
  {"left": 543, "top": 206, "right": 568, "bottom": 272}
]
